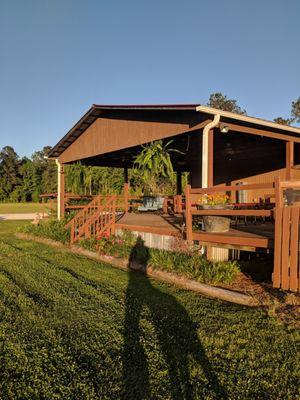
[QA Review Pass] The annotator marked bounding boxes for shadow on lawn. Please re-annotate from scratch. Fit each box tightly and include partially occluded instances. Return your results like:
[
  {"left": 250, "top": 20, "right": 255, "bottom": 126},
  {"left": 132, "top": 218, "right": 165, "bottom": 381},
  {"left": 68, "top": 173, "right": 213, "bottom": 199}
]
[{"left": 123, "top": 237, "right": 228, "bottom": 400}]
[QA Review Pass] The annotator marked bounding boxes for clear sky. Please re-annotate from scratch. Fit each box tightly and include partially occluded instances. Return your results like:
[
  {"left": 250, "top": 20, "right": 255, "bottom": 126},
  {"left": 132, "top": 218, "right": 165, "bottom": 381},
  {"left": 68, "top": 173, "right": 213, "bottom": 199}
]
[{"left": 0, "top": 0, "right": 299, "bottom": 157}]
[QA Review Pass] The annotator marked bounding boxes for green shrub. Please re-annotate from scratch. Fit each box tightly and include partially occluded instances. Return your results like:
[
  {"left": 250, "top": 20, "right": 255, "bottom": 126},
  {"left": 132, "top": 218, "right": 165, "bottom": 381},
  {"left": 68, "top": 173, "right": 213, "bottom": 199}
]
[
  {"left": 149, "top": 248, "right": 239, "bottom": 285},
  {"left": 80, "top": 230, "right": 135, "bottom": 259},
  {"left": 79, "top": 233, "right": 239, "bottom": 285},
  {"left": 19, "top": 219, "right": 70, "bottom": 244},
  {"left": 20, "top": 219, "right": 239, "bottom": 286}
]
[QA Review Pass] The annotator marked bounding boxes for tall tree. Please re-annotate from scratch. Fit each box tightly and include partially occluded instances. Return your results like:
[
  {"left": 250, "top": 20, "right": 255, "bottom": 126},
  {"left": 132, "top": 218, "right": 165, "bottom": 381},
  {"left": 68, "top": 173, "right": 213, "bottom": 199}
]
[
  {"left": 274, "top": 97, "right": 300, "bottom": 126},
  {"left": 0, "top": 146, "right": 21, "bottom": 199},
  {"left": 32, "top": 146, "right": 57, "bottom": 194},
  {"left": 273, "top": 117, "right": 292, "bottom": 126},
  {"left": 291, "top": 97, "right": 300, "bottom": 123},
  {"left": 18, "top": 158, "right": 40, "bottom": 202},
  {"left": 207, "top": 93, "right": 247, "bottom": 115}
]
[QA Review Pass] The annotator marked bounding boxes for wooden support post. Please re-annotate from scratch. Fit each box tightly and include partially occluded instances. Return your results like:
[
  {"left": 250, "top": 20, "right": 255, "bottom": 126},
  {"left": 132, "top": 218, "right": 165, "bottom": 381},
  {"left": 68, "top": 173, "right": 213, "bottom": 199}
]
[
  {"left": 286, "top": 141, "right": 294, "bottom": 180},
  {"left": 185, "top": 184, "right": 193, "bottom": 242},
  {"left": 124, "top": 167, "right": 129, "bottom": 184},
  {"left": 273, "top": 176, "right": 283, "bottom": 288},
  {"left": 176, "top": 171, "right": 182, "bottom": 194},
  {"left": 56, "top": 160, "right": 65, "bottom": 220},
  {"left": 124, "top": 183, "right": 129, "bottom": 213},
  {"left": 177, "top": 195, "right": 183, "bottom": 213},
  {"left": 111, "top": 195, "right": 116, "bottom": 235}
]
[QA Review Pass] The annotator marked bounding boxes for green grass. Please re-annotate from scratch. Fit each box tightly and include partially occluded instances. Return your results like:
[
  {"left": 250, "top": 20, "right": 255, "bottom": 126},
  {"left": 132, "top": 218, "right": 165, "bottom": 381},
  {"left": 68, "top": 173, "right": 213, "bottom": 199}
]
[
  {"left": 0, "top": 202, "right": 42, "bottom": 214},
  {"left": 0, "top": 221, "right": 299, "bottom": 399}
]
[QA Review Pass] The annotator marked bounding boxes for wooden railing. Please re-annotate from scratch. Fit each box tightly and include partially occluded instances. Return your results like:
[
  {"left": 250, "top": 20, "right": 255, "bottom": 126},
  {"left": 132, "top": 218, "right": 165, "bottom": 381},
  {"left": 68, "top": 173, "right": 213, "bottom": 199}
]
[
  {"left": 185, "top": 182, "right": 275, "bottom": 243},
  {"left": 163, "top": 195, "right": 184, "bottom": 214},
  {"left": 185, "top": 179, "right": 300, "bottom": 292},
  {"left": 69, "top": 195, "right": 116, "bottom": 244},
  {"left": 65, "top": 183, "right": 141, "bottom": 244},
  {"left": 65, "top": 194, "right": 105, "bottom": 230}
]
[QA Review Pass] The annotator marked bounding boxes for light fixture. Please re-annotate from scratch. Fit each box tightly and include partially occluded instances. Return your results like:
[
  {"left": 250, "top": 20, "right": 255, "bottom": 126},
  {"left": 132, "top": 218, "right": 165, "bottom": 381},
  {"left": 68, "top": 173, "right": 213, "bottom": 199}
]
[{"left": 220, "top": 124, "right": 229, "bottom": 134}]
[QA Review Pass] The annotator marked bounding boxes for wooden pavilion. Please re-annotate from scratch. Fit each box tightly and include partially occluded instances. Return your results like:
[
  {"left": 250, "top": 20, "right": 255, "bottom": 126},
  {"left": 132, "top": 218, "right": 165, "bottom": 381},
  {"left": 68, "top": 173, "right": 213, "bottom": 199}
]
[{"left": 47, "top": 104, "right": 300, "bottom": 292}]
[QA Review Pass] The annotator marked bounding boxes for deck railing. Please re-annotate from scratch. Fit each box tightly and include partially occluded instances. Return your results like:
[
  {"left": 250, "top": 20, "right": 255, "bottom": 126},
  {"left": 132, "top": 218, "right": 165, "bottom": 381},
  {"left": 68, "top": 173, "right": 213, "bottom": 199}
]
[
  {"left": 185, "top": 182, "right": 275, "bottom": 244},
  {"left": 65, "top": 184, "right": 142, "bottom": 244},
  {"left": 69, "top": 195, "right": 116, "bottom": 244},
  {"left": 185, "top": 179, "right": 300, "bottom": 292}
]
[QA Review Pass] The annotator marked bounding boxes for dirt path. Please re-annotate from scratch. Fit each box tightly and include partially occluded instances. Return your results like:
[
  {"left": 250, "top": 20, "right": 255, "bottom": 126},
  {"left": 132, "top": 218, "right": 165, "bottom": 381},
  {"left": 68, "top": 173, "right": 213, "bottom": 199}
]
[{"left": 0, "top": 213, "right": 44, "bottom": 220}]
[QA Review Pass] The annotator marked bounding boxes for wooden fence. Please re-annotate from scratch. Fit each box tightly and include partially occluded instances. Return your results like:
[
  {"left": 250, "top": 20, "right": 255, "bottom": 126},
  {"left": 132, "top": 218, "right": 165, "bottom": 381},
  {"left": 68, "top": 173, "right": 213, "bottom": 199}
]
[{"left": 273, "top": 178, "right": 300, "bottom": 292}]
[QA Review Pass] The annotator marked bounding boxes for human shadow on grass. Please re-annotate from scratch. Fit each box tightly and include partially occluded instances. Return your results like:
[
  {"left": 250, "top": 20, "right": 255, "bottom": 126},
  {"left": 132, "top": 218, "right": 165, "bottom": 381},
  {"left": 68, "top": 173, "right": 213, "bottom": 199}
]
[{"left": 122, "top": 237, "right": 228, "bottom": 400}]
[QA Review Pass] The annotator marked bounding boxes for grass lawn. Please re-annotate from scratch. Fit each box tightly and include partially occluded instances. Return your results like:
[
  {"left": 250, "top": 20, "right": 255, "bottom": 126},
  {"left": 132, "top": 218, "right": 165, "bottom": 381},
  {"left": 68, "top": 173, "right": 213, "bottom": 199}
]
[
  {"left": 0, "top": 221, "right": 299, "bottom": 399},
  {"left": 0, "top": 202, "right": 43, "bottom": 214}
]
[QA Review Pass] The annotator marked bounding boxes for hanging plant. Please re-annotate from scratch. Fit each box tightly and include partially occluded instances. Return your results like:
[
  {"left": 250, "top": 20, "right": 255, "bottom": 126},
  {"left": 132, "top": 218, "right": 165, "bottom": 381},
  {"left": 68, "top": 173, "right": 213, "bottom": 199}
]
[{"left": 133, "top": 140, "right": 182, "bottom": 195}]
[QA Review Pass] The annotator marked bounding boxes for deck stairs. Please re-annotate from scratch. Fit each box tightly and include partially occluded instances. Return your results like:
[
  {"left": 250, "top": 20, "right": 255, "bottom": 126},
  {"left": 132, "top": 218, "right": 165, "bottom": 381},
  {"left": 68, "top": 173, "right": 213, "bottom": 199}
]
[{"left": 65, "top": 194, "right": 117, "bottom": 244}]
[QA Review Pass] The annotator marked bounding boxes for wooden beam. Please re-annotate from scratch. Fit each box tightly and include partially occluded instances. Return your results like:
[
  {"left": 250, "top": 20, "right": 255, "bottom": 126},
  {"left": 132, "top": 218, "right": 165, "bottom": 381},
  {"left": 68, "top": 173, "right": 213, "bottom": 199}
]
[
  {"left": 124, "top": 183, "right": 129, "bottom": 213},
  {"left": 286, "top": 141, "right": 294, "bottom": 180},
  {"left": 191, "top": 209, "right": 272, "bottom": 217},
  {"left": 185, "top": 184, "right": 193, "bottom": 242},
  {"left": 190, "top": 182, "right": 274, "bottom": 194},
  {"left": 192, "top": 230, "right": 270, "bottom": 249},
  {"left": 273, "top": 176, "right": 283, "bottom": 288},
  {"left": 222, "top": 122, "right": 300, "bottom": 143}
]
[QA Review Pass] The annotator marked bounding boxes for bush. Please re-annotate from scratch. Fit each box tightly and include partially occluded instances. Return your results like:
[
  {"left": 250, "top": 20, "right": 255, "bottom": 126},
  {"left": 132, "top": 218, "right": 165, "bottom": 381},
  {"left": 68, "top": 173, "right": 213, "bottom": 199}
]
[
  {"left": 80, "top": 232, "right": 240, "bottom": 286},
  {"left": 149, "top": 248, "right": 239, "bottom": 285},
  {"left": 20, "top": 221, "right": 239, "bottom": 286},
  {"left": 19, "top": 219, "right": 70, "bottom": 244}
]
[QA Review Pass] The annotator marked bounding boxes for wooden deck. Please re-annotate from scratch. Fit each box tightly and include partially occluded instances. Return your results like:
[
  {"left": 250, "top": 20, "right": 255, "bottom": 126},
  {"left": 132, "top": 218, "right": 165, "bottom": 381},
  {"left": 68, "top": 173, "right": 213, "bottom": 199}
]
[
  {"left": 193, "top": 225, "right": 274, "bottom": 251},
  {"left": 115, "top": 212, "right": 274, "bottom": 251},
  {"left": 116, "top": 213, "right": 183, "bottom": 236}
]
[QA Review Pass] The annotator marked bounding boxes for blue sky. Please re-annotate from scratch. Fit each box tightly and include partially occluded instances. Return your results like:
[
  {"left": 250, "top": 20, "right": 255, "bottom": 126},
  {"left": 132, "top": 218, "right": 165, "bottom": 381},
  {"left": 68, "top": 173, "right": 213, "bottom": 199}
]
[{"left": 0, "top": 0, "right": 299, "bottom": 157}]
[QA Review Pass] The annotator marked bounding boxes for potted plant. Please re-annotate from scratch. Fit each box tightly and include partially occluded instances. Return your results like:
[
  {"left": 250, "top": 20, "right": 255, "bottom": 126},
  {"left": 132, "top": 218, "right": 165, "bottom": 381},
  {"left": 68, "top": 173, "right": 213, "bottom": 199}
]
[{"left": 196, "top": 193, "right": 232, "bottom": 233}]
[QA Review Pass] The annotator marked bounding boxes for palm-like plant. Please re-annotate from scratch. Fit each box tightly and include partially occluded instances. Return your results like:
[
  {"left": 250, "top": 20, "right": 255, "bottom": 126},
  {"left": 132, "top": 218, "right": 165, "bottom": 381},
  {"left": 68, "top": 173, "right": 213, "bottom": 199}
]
[{"left": 133, "top": 140, "right": 180, "bottom": 195}]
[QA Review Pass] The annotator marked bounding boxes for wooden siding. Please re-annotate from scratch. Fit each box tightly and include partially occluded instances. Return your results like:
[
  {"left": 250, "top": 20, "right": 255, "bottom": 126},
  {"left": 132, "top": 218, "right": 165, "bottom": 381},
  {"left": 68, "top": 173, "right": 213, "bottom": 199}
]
[{"left": 59, "top": 117, "right": 207, "bottom": 164}]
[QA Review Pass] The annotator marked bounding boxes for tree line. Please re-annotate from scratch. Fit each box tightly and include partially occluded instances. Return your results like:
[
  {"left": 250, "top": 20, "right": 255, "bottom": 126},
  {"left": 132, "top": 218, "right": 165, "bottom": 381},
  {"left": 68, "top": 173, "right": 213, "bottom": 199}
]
[
  {"left": 0, "top": 146, "right": 128, "bottom": 202},
  {"left": 1, "top": 93, "right": 299, "bottom": 202}
]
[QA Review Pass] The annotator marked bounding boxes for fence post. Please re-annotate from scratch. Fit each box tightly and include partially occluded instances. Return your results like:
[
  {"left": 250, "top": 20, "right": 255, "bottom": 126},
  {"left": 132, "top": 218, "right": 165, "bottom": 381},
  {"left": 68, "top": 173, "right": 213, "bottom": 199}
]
[
  {"left": 185, "top": 185, "right": 193, "bottom": 242},
  {"left": 124, "top": 183, "right": 129, "bottom": 213},
  {"left": 273, "top": 177, "right": 283, "bottom": 288},
  {"left": 178, "top": 194, "right": 183, "bottom": 213},
  {"left": 70, "top": 220, "right": 74, "bottom": 245},
  {"left": 163, "top": 197, "right": 168, "bottom": 214},
  {"left": 111, "top": 195, "right": 116, "bottom": 235}
]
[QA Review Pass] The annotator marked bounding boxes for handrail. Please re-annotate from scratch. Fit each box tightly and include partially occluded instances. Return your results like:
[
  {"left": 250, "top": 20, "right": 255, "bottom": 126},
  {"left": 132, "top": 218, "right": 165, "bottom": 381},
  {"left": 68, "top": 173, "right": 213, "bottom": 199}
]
[
  {"left": 76, "top": 196, "right": 113, "bottom": 234},
  {"left": 65, "top": 194, "right": 103, "bottom": 229},
  {"left": 70, "top": 195, "right": 116, "bottom": 244},
  {"left": 190, "top": 182, "right": 274, "bottom": 195},
  {"left": 191, "top": 209, "right": 272, "bottom": 217}
]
